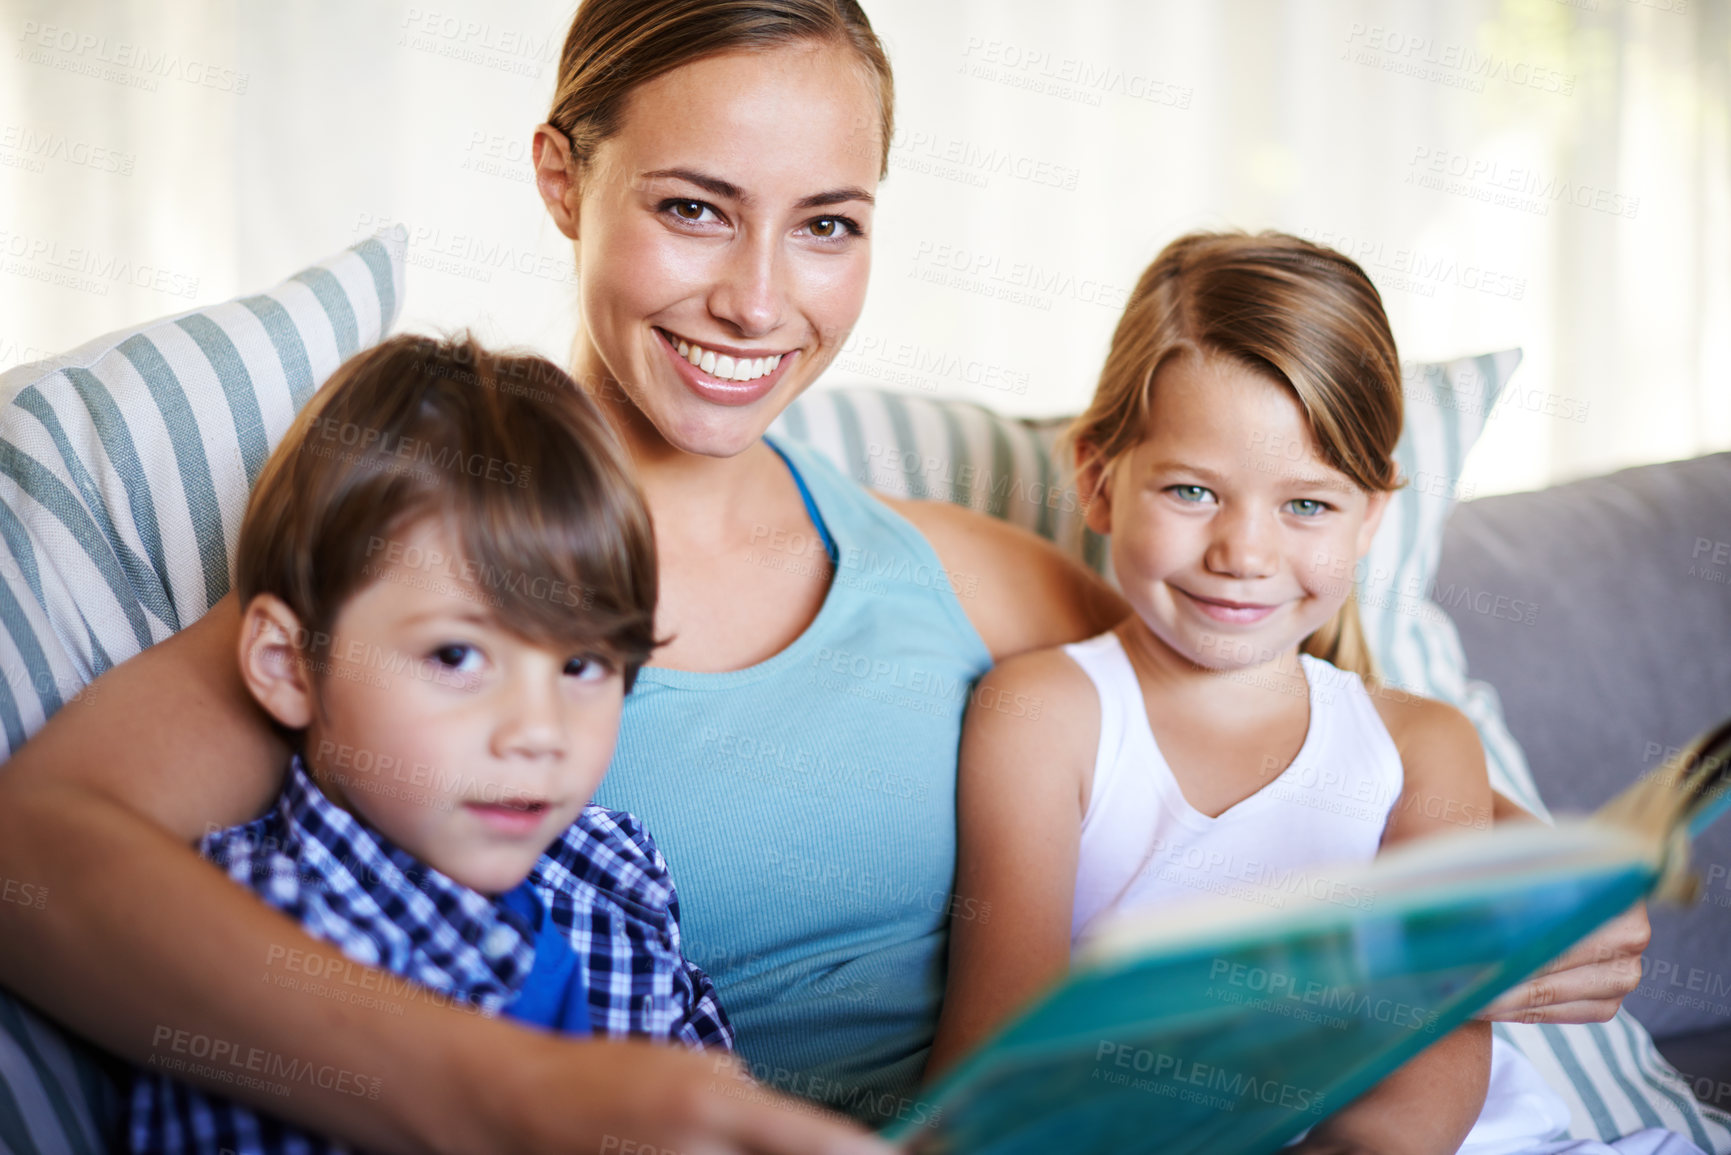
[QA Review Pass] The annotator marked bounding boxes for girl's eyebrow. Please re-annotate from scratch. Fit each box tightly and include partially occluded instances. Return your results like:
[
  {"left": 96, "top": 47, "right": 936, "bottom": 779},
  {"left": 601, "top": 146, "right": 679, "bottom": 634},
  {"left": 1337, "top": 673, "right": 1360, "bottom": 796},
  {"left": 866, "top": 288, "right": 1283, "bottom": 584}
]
[
  {"left": 1150, "top": 459, "right": 1357, "bottom": 494},
  {"left": 639, "top": 167, "right": 874, "bottom": 209}
]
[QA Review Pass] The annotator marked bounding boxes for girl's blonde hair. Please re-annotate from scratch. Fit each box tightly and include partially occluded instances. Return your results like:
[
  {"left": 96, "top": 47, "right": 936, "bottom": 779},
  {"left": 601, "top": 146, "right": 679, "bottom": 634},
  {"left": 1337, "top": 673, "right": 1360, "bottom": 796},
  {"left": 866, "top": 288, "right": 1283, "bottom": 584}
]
[{"left": 1068, "top": 231, "right": 1405, "bottom": 681}]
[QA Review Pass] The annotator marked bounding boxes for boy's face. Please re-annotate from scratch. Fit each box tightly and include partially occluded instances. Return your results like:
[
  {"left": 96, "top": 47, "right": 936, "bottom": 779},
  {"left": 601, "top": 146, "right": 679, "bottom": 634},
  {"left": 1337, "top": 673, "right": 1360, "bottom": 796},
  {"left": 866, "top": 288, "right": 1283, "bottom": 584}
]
[{"left": 295, "top": 518, "right": 625, "bottom": 894}]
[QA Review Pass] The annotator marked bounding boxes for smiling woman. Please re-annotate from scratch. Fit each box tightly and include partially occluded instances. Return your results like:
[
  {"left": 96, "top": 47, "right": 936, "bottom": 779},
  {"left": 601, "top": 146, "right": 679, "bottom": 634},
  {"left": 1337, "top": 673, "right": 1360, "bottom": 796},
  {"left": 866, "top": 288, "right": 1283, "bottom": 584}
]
[{"left": 0, "top": 2, "right": 1120, "bottom": 1153}]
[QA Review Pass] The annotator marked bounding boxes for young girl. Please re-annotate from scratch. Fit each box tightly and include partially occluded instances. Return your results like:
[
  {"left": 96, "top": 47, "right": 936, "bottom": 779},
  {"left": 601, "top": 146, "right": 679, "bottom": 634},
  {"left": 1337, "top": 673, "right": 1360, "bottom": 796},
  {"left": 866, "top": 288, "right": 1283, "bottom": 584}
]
[{"left": 928, "top": 232, "right": 1593, "bottom": 1154}]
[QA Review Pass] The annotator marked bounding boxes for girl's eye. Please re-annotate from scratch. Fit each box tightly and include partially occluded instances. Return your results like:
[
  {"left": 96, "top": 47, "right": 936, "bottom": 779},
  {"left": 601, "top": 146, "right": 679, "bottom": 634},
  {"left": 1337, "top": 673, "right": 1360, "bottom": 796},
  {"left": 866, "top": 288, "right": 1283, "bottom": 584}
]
[
  {"left": 1169, "top": 484, "right": 1214, "bottom": 503},
  {"left": 1286, "top": 498, "right": 1329, "bottom": 517},
  {"left": 431, "top": 644, "right": 483, "bottom": 672},
  {"left": 565, "top": 654, "right": 613, "bottom": 682}
]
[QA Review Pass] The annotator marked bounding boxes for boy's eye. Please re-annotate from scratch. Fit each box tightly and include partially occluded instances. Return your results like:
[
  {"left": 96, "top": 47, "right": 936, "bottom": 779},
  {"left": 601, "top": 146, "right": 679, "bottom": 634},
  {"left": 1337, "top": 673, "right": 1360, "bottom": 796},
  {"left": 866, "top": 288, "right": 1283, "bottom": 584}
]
[
  {"left": 1285, "top": 498, "right": 1330, "bottom": 517},
  {"left": 1168, "top": 484, "right": 1214, "bottom": 503},
  {"left": 565, "top": 654, "right": 613, "bottom": 682},
  {"left": 430, "top": 644, "right": 482, "bottom": 672}
]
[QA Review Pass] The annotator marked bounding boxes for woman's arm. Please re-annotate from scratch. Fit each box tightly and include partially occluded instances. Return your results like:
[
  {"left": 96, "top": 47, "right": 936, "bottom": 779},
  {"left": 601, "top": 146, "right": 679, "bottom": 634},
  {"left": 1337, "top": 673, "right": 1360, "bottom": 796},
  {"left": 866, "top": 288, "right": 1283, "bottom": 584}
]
[
  {"left": 1295, "top": 696, "right": 1496, "bottom": 1155},
  {"left": 925, "top": 649, "right": 1099, "bottom": 1080},
  {"left": 0, "top": 594, "right": 887, "bottom": 1155},
  {"left": 885, "top": 498, "right": 1128, "bottom": 661}
]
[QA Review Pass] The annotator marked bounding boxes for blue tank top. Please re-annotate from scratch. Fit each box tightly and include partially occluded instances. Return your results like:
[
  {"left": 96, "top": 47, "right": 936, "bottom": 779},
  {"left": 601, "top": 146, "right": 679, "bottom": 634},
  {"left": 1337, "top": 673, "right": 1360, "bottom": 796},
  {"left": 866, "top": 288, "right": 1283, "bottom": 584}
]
[{"left": 592, "top": 435, "right": 992, "bottom": 1128}]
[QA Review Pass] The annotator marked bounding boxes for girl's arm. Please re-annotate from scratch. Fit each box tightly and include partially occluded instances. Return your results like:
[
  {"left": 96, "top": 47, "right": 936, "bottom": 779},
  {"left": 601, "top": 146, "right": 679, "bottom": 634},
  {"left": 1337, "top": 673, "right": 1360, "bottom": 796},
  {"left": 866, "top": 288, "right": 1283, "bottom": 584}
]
[
  {"left": 0, "top": 594, "right": 887, "bottom": 1155},
  {"left": 925, "top": 649, "right": 1102, "bottom": 1080},
  {"left": 1296, "top": 695, "right": 1496, "bottom": 1155}
]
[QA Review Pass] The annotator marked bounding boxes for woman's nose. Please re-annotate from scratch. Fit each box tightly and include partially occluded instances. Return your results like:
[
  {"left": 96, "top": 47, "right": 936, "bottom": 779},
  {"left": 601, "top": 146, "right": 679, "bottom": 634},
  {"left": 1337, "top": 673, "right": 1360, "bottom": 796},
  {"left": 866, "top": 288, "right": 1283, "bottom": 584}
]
[{"left": 707, "top": 230, "right": 784, "bottom": 338}]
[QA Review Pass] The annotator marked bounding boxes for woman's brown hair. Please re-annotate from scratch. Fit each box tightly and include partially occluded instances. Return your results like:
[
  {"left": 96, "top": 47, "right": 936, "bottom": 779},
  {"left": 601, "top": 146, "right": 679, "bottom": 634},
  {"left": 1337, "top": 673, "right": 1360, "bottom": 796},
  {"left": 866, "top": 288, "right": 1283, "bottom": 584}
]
[
  {"left": 1068, "top": 231, "right": 1405, "bottom": 681},
  {"left": 235, "top": 334, "right": 659, "bottom": 690},
  {"left": 548, "top": 0, "right": 896, "bottom": 178}
]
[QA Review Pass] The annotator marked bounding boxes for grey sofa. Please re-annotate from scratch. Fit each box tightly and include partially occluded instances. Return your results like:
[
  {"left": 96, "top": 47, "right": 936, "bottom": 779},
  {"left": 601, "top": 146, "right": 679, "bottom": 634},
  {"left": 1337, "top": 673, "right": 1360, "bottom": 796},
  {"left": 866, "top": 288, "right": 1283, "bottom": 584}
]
[{"left": 1436, "top": 452, "right": 1731, "bottom": 1103}]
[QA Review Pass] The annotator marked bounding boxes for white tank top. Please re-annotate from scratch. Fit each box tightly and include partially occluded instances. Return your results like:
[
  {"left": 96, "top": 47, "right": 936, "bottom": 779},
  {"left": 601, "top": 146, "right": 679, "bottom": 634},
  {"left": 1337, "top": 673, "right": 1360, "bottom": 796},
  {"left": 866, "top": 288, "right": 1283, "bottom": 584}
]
[
  {"left": 1066, "top": 631, "right": 1402, "bottom": 943},
  {"left": 1060, "top": 629, "right": 1574, "bottom": 1153}
]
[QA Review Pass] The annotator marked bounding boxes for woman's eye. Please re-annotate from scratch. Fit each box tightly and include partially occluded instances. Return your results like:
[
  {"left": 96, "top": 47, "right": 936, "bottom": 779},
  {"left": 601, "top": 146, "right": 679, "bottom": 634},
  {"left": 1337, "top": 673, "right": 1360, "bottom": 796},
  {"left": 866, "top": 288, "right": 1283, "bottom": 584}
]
[
  {"left": 565, "top": 654, "right": 613, "bottom": 682},
  {"left": 1286, "top": 498, "right": 1329, "bottom": 517},
  {"left": 804, "top": 215, "right": 859, "bottom": 241},
  {"left": 664, "top": 199, "right": 717, "bottom": 224},
  {"left": 430, "top": 644, "right": 482, "bottom": 672},
  {"left": 1169, "top": 484, "right": 1213, "bottom": 503}
]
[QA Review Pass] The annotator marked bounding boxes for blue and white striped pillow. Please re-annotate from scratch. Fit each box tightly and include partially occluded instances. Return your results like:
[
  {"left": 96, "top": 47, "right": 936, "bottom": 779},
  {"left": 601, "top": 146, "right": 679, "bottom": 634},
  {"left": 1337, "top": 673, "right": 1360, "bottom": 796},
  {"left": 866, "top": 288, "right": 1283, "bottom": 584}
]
[
  {"left": 0, "top": 227, "right": 404, "bottom": 1155},
  {"left": 0, "top": 227, "right": 404, "bottom": 759},
  {"left": 775, "top": 362, "right": 1731, "bottom": 1152}
]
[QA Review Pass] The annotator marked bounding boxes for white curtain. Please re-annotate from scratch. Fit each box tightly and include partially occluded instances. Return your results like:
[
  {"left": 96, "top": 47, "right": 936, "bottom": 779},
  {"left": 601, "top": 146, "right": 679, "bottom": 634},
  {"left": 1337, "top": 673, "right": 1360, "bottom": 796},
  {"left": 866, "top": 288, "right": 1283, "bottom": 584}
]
[{"left": 3, "top": 0, "right": 1726, "bottom": 496}]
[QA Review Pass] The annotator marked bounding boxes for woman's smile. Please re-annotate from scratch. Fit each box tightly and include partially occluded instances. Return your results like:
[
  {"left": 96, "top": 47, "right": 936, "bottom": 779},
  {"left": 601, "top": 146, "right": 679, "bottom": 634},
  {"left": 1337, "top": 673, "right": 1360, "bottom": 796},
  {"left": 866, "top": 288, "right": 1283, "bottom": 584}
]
[{"left": 652, "top": 326, "right": 796, "bottom": 406}]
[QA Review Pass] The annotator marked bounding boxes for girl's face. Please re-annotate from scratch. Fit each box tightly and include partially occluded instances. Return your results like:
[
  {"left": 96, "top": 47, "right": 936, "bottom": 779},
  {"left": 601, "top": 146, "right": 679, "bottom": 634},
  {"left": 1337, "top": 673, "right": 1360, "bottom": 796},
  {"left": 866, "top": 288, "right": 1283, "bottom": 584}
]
[
  {"left": 535, "top": 42, "right": 882, "bottom": 459},
  {"left": 1085, "top": 353, "right": 1390, "bottom": 672}
]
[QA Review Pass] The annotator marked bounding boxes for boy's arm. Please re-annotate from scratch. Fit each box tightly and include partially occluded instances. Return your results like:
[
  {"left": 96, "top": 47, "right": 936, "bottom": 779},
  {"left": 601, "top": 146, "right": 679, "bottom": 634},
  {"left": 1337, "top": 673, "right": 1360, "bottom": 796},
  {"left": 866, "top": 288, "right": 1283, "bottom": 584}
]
[
  {"left": 570, "top": 807, "right": 735, "bottom": 1051},
  {"left": 1297, "top": 695, "right": 1495, "bottom": 1155},
  {"left": 925, "top": 650, "right": 1100, "bottom": 1081}
]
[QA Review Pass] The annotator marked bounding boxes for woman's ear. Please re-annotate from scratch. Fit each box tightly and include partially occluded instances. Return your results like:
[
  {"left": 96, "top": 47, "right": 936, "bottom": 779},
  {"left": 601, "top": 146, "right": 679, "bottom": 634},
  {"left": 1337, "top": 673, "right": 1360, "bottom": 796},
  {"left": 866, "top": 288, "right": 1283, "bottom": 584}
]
[
  {"left": 532, "top": 123, "right": 581, "bottom": 240},
  {"left": 1355, "top": 488, "right": 1393, "bottom": 557},
  {"left": 1076, "top": 444, "right": 1114, "bottom": 537},
  {"left": 237, "top": 594, "right": 316, "bottom": 730}
]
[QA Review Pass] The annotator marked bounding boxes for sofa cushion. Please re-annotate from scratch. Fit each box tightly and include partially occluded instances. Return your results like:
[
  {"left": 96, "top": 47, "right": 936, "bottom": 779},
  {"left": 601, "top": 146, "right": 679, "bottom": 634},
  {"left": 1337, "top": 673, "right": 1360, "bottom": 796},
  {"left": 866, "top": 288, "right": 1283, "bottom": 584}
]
[
  {"left": 1436, "top": 453, "right": 1731, "bottom": 1044},
  {"left": 0, "top": 226, "right": 405, "bottom": 759}
]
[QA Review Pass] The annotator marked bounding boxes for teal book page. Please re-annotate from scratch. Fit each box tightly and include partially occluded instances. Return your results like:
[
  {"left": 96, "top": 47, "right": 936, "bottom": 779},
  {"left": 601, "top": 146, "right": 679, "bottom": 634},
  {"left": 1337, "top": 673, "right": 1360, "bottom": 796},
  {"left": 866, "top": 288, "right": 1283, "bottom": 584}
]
[{"left": 887, "top": 825, "right": 1654, "bottom": 1155}]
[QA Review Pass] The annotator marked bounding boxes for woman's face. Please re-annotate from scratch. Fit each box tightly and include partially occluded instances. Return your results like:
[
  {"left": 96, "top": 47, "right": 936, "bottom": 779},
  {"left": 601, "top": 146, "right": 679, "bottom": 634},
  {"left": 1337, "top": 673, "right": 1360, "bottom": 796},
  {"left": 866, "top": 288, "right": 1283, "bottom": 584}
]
[{"left": 537, "top": 42, "right": 883, "bottom": 459}]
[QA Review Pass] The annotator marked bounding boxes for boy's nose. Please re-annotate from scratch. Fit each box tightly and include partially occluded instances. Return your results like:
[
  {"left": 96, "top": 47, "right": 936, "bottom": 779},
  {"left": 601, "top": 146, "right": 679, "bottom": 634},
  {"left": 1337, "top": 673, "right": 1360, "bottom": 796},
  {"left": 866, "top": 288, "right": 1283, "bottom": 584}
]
[{"left": 489, "top": 676, "right": 567, "bottom": 761}]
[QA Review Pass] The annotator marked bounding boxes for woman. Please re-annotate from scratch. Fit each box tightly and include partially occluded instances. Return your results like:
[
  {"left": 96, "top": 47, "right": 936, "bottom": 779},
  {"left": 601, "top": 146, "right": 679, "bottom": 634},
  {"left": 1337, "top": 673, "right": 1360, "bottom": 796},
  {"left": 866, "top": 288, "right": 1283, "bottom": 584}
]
[{"left": 0, "top": 2, "right": 1647, "bottom": 1153}]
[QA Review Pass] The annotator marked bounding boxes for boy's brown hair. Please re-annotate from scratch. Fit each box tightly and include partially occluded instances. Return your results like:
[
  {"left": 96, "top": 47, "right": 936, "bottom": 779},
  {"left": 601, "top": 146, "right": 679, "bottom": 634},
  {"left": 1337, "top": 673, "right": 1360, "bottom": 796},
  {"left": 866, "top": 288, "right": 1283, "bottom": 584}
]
[
  {"left": 1067, "top": 231, "right": 1405, "bottom": 681},
  {"left": 235, "top": 334, "right": 658, "bottom": 689}
]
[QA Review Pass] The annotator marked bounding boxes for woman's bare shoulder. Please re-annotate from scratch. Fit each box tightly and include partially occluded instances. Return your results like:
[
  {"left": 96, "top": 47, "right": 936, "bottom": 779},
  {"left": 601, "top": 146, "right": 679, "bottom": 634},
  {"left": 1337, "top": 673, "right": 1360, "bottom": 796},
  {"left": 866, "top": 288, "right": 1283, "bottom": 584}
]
[{"left": 879, "top": 494, "right": 1126, "bottom": 661}]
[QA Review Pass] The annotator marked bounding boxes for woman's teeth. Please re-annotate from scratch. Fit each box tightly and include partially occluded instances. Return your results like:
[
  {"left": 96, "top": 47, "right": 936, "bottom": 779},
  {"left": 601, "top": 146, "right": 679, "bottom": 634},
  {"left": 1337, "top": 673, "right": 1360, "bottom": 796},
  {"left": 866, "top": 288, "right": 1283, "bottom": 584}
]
[{"left": 675, "top": 337, "right": 783, "bottom": 383}]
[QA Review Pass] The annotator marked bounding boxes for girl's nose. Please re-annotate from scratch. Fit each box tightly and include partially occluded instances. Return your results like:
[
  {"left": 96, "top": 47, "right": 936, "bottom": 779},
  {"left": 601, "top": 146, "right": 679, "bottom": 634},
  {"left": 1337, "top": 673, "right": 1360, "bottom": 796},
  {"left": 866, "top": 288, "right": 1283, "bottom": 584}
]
[{"left": 1205, "top": 504, "right": 1279, "bottom": 580}]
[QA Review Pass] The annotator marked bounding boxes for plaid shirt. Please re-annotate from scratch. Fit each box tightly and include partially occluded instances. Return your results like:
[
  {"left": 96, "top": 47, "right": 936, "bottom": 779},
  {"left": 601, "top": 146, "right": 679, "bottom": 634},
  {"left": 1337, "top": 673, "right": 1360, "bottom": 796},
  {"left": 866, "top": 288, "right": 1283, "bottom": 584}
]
[{"left": 128, "top": 755, "right": 731, "bottom": 1154}]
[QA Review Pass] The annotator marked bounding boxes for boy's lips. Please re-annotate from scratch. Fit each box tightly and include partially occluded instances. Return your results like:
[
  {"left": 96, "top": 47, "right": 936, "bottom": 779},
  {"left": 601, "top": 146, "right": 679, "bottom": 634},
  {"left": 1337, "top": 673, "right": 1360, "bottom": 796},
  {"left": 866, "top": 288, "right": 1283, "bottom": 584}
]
[
  {"left": 654, "top": 327, "right": 795, "bottom": 407},
  {"left": 1175, "top": 588, "right": 1282, "bottom": 626},
  {"left": 464, "top": 798, "right": 550, "bottom": 837}
]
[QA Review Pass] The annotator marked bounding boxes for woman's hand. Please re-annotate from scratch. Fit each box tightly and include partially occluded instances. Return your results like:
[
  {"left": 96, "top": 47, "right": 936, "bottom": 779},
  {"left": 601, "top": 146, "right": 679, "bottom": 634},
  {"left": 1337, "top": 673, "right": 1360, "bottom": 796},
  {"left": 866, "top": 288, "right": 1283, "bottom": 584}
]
[
  {"left": 501, "top": 1041, "right": 894, "bottom": 1155},
  {"left": 1477, "top": 903, "right": 1649, "bottom": 1025}
]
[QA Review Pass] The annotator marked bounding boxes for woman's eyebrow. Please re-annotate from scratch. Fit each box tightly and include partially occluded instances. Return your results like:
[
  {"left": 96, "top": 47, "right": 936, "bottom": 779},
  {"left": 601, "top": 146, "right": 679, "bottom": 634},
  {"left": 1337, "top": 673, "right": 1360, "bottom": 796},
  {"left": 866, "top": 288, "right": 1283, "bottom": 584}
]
[{"left": 639, "top": 167, "right": 873, "bottom": 209}]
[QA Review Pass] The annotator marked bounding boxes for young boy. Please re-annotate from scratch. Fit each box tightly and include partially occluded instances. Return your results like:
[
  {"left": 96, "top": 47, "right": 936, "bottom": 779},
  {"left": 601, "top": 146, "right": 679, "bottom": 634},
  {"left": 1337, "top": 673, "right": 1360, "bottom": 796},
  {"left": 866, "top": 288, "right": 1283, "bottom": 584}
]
[{"left": 128, "top": 335, "right": 730, "bottom": 1154}]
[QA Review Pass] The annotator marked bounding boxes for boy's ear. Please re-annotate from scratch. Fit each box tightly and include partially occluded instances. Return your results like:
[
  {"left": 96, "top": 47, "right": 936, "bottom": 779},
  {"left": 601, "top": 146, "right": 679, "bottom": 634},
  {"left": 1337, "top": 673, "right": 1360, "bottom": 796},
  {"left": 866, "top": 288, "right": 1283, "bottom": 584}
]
[
  {"left": 237, "top": 594, "right": 317, "bottom": 730},
  {"left": 1355, "top": 489, "right": 1393, "bottom": 557},
  {"left": 1076, "top": 443, "right": 1115, "bottom": 537}
]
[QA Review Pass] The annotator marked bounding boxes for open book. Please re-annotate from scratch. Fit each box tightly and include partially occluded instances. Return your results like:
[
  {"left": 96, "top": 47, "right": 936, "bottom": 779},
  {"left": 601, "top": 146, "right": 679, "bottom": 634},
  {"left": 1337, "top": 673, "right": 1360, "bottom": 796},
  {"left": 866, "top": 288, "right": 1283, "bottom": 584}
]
[{"left": 885, "top": 717, "right": 1731, "bottom": 1155}]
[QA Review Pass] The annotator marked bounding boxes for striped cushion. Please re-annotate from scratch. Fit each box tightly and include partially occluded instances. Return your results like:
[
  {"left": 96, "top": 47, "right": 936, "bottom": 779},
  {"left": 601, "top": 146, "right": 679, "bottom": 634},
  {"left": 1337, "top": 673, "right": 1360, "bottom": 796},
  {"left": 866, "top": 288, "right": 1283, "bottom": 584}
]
[
  {"left": 0, "top": 227, "right": 404, "bottom": 758},
  {"left": 0, "top": 227, "right": 405, "bottom": 1155},
  {"left": 774, "top": 360, "right": 1731, "bottom": 1151}
]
